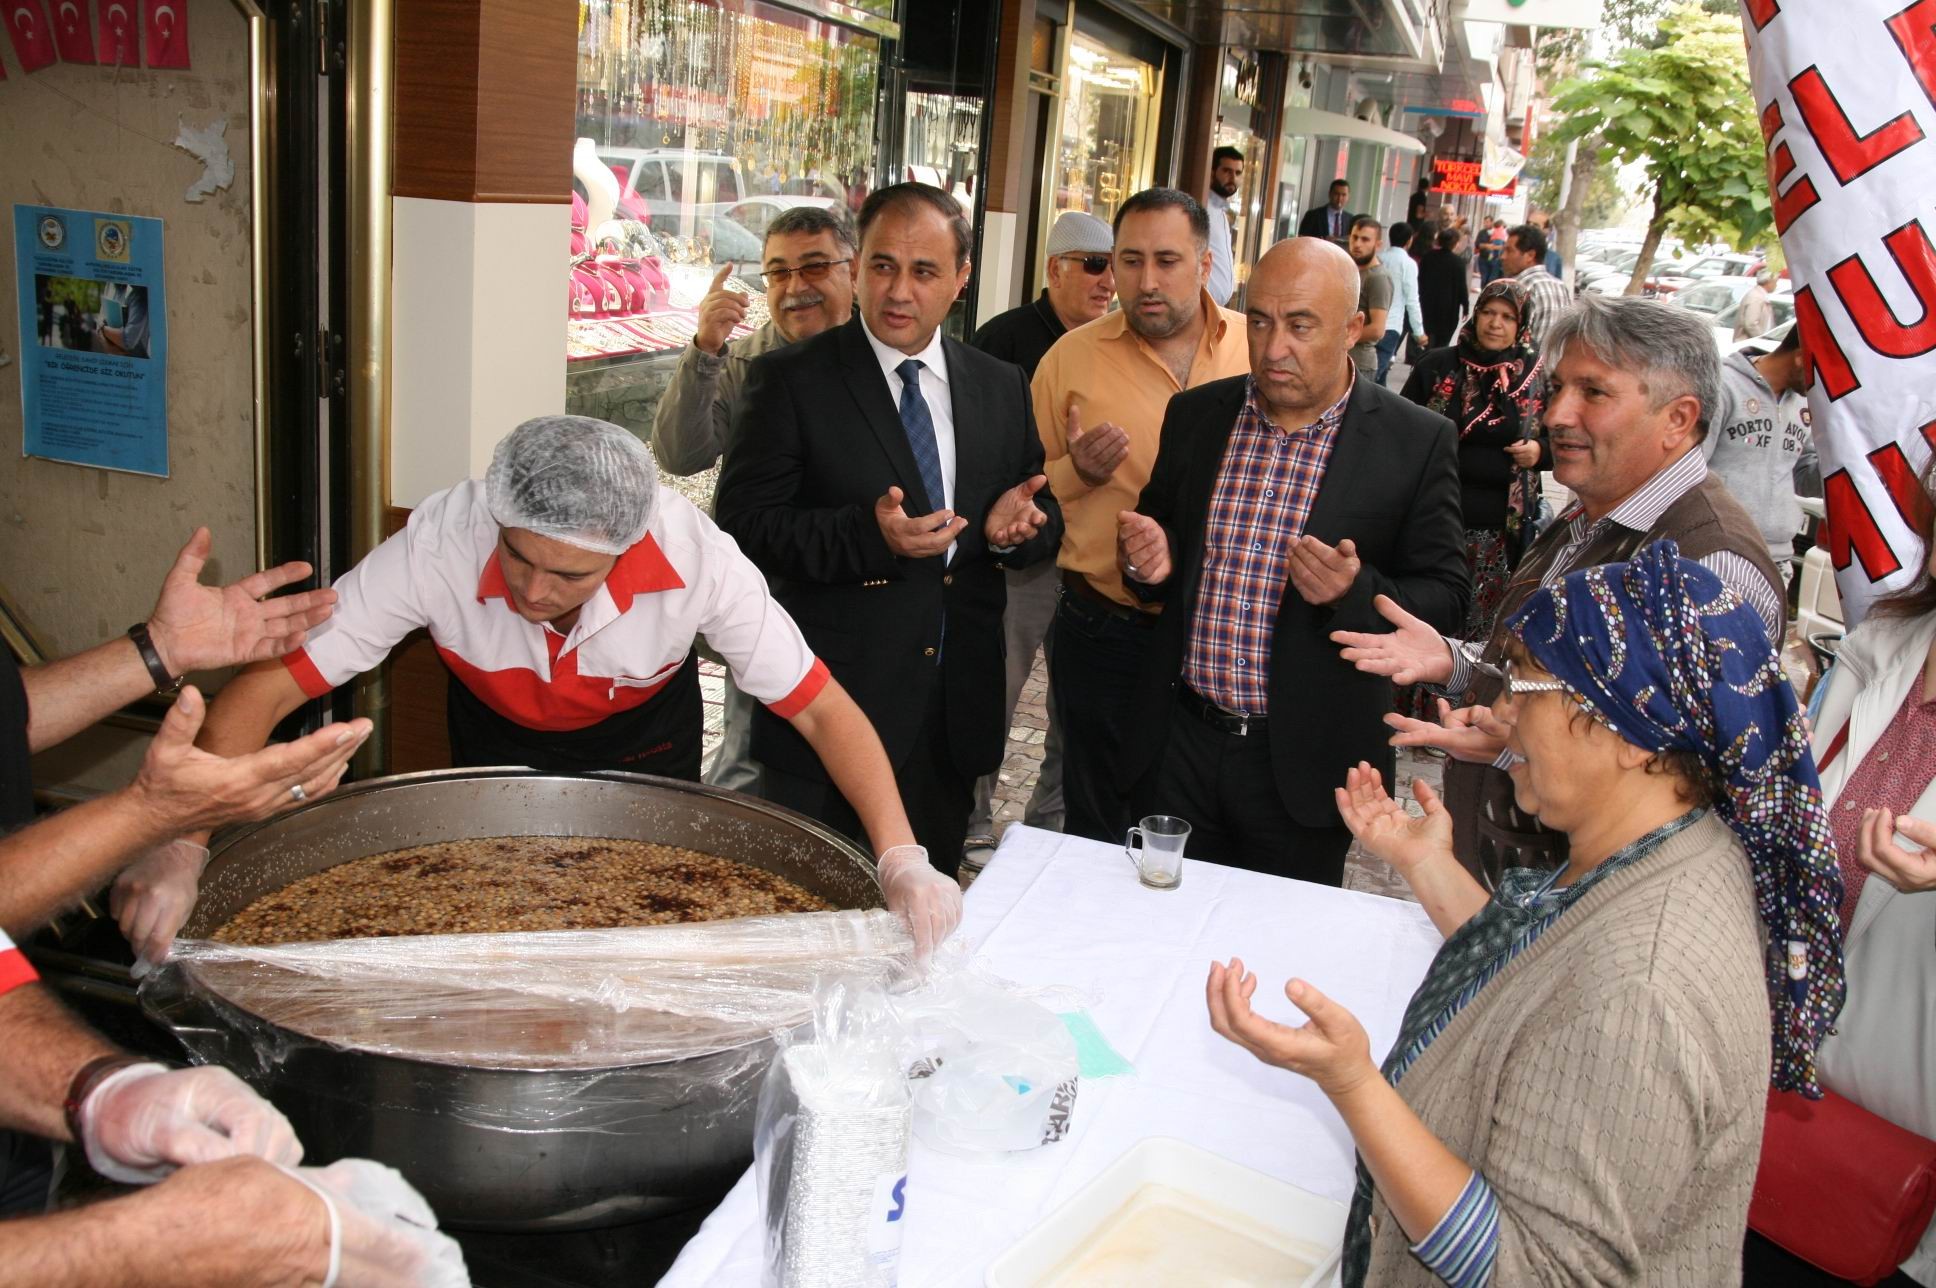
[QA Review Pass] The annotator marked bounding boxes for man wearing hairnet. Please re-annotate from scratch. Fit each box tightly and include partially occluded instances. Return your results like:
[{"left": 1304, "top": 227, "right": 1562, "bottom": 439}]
[{"left": 115, "top": 416, "right": 963, "bottom": 959}]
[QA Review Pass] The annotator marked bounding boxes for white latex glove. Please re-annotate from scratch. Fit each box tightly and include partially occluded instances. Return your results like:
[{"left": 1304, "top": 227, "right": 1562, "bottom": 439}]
[
  {"left": 81, "top": 1063, "right": 303, "bottom": 1183},
  {"left": 282, "top": 1159, "right": 471, "bottom": 1288},
  {"left": 877, "top": 844, "right": 962, "bottom": 958},
  {"left": 111, "top": 838, "right": 209, "bottom": 969}
]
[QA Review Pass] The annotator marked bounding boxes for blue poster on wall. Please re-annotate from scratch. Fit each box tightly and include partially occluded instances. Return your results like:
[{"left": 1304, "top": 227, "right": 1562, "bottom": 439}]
[{"left": 13, "top": 205, "right": 169, "bottom": 478}]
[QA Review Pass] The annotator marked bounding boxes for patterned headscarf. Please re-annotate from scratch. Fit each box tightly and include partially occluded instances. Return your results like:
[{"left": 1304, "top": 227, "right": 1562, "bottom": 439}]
[
  {"left": 1505, "top": 541, "right": 1845, "bottom": 1096},
  {"left": 1425, "top": 278, "right": 1546, "bottom": 556}
]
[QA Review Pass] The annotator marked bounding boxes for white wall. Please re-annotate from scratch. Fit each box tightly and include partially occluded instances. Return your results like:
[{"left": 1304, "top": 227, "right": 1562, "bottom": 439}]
[{"left": 390, "top": 197, "right": 568, "bottom": 507}]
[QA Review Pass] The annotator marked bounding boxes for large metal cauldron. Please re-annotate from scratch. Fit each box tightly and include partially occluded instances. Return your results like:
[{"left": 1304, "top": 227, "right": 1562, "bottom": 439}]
[{"left": 141, "top": 768, "right": 883, "bottom": 1231}]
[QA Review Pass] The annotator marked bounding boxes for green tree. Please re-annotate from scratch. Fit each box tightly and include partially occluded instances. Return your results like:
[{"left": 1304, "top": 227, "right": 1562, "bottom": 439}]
[
  {"left": 1549, "top": 5, "right": 1770, "bottom": 292},
  {"left": 1522, "top": 128, "right": 1630, "bottom": 229}
]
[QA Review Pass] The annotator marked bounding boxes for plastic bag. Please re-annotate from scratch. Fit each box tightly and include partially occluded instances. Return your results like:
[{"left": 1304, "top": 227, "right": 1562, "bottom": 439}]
[
  {"left": 896, "top": 969, "right": 1079, "bottom": 1157},
  {"left": 755, "top": 976, "right": 912, "bottom": 1288}
]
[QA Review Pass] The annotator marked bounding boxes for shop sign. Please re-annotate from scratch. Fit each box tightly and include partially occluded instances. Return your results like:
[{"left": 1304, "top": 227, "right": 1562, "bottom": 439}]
[
  {"left": 12, "top": 204, "right": 170, "bottom": 477},
  {"left": 1428, "top": 157, "right": 1516, "bottom": 196},
  {"left": 1231, "top": 56, "right": 1261, "bottom": 108},
  {"left": 1458, "top": 0, "right": 1603, "bottom": 28}
]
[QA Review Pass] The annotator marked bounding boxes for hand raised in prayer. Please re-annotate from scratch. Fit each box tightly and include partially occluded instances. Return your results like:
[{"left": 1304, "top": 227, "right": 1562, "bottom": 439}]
[
  {"left": 1857, "top": 807, "right": 1936, "bottom": 894},
  {"left": 1206, "top": 959, "right": 1375, "bottom": 1098},
  {"left": 147, "top": 529, "right": 338, "bottom": 675},
  {"left": 1066, "top": 404, "right": 1130, "bottom": 488},
  {"left": 1286, "top": 535, "right": 1360, "bottom": 606},
  {"left": 1118, "top": 511, "right": 1171, "bottom": 585},
  {"left": 1385, "top": 698, "right": 1511, "bottom": 764},
  {"left": 1334, "top": 761, "right": 1454, "bottom": 878},
  {"left": 1330, "top": 594, "right": 1454, "bottom": 686},
  {"left": 984, "top": 475, "right": 1050, "bottom": 548},
  {"left": 875, "top": 486, "right": 963, "bottom": 559}
]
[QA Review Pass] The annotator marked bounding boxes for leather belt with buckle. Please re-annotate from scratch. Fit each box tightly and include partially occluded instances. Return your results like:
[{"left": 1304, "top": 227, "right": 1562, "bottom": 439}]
[
  {"left": 1060, "top": 571, "right": 1159, "bottom": 628},
  {"left": 1177, "top": 683, "right": 1266, "bottom": 736}
]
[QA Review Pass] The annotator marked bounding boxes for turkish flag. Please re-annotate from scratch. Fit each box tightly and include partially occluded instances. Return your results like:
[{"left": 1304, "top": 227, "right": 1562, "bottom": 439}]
[
  {"left": 140, "top": 0, "right": 184, "bottom": 67},
  {"left": 50, "top": 0, "right": 92, "bottom": 61},
  {"left": 96, "top": 0, "right": 135, "bottom": 63},
  {"left": 6, "top": 0, "right": 59, "bottom": 71}
]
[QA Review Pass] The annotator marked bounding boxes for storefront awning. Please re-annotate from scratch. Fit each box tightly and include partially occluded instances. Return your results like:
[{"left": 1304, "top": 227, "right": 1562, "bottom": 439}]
[{"left": 1280, "top": 106, "right": 1427, "bottom": 155}]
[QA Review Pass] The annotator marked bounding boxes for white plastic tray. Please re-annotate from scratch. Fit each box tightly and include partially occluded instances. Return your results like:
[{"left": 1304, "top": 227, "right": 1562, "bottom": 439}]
[{"left": 984, "top": 1136, "right": 1345, "bottom": 1288}]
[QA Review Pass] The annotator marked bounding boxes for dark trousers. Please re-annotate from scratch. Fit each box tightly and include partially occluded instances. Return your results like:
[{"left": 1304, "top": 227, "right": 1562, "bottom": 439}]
[
  {"left": 761, "top": 681, "right": 974, "bottom": 878},
  {"left": 1048, "top": 588, "right": 1158, "bottom": 843},
  {"left": 0, "top": 1131, "right": 51, "bottom": 1217},
  {"left": 1142, "top": 690, "right": 1352, "bottom": 885}
]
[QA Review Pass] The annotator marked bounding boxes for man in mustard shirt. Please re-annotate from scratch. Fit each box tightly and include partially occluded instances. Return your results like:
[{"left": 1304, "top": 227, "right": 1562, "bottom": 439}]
[{"left": 1032, "top": 187, "right": 1250, "bottom": 841}]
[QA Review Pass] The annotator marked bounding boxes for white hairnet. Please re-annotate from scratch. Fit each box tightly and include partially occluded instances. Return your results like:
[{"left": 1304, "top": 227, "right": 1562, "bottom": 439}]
[{"left": 484, "top": 415, "right": 658, "bottom": 556}]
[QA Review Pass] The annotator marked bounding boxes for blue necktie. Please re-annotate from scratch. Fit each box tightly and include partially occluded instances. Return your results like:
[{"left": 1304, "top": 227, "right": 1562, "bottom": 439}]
[
  {"left": 896, "top": 358, "right": 948, "bottom": 662},
  {"left": 896, "top": 359, "right": 947, "bottom": 515}
]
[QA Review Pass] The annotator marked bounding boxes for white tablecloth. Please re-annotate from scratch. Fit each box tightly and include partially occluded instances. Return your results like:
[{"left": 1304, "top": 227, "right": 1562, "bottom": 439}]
[{"left": 656, "top": 825, "right": 1443, "bottom": 1287}]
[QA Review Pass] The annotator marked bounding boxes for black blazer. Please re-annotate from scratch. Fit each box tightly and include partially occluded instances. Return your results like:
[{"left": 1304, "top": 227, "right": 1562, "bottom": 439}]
[
  {"left": 1297, "top": 205, "right": 1356, "bottom": 241},
  {"left": 715, "top": 316, "right": 1063, "bottom": 782},
  {"left": 1125, "top": 375, "right": 1468, "bottom": 827}
]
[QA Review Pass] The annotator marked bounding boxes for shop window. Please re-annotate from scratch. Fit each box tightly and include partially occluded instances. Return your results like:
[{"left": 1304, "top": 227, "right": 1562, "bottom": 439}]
[
  {"left": 1051, "top": 32, "right": 1159, "bottom": 230},
  {"left": 567, "top": 0, "right": 882, "bottom": 375}
]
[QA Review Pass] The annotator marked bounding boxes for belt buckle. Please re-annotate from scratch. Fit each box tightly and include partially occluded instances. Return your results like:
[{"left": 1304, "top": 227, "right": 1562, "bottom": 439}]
[{"left": 1232, "top": 711, "right": 1250, "bottom": 736}]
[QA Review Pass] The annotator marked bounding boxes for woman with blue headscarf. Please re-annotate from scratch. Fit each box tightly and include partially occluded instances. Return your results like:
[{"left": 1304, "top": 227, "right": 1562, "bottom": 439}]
[{"left": 1206, "top": 541, "right": 1844, "bottom": 1286}]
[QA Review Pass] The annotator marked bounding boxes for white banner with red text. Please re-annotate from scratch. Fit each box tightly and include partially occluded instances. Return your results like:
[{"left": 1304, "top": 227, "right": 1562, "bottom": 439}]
[{"left": 1741, "top": 0, "right": 1936, "bottom": 625}]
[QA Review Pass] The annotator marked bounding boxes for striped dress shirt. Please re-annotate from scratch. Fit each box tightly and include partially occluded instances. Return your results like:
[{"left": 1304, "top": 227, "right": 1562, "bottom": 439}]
[{"left": 1513, "top": 264, "right": 1574, "bottom": 350}]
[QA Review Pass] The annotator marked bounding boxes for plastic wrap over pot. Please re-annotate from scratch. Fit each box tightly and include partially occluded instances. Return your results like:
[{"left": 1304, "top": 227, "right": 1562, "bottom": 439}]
[{"left": 148, "top": 909, "right": 917, "bottom": 1070}]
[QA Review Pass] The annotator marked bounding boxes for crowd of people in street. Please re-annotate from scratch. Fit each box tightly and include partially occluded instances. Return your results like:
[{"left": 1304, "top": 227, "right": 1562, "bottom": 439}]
[{"left": 1, "top": 169, "right": 1929, "bottom": 1287}]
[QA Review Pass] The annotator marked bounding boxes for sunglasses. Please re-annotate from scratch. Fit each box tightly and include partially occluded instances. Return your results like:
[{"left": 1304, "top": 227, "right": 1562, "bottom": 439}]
[
  {"left": 1059, "top": 254, "right": 1113, "bottom": 276},
  {"left": 760, "top": 258, "right": 852, "bottom": 287}
]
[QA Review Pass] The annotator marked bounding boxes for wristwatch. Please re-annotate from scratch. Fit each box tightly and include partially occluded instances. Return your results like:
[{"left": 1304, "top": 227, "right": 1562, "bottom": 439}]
[{"left": 126, "top": 622, "right": 185, "bottom": 698}]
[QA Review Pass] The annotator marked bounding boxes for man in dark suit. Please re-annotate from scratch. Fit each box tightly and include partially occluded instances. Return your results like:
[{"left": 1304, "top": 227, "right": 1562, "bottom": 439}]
[
  {"left": 717, "top": 183, "right": 1063, "bottom": 876},
  {"left": 1117, "top": 237, "right": 1467, "bottom": 883},
  {"left": 1296, "top": 179, "right": 1355, "bottom": 244}
]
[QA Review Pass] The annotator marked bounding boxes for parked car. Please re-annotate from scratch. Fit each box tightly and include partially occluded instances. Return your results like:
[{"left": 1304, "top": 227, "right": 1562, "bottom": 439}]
[
  {"left": 1673, "top": 276, "right": 1758, "bottom": 320},
  {"left": 1650, "top": 252, "right": 1767, "bottom": 296},
  {"left": 1711, "top": 294, "right": 1796, "bottom": 354}
]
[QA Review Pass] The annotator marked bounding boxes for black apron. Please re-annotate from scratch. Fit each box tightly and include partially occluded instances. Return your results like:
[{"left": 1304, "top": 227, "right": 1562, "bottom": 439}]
[{"left": 445, "top": 650, "right": 704, "bottom": 780}]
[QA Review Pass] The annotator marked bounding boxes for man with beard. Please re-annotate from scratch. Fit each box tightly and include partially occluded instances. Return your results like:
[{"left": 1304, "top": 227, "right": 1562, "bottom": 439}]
[
  {"left": 651, "top": 205, "right": 858, "bottom": 796},
  {"left": 1205, "top": 146, "right": 1244, "bottom": 306},
  {"left": 1030, "top": 188, "right": 1250, "bottom": 841},
  {"left": 1346, "top": 216, "right": 1392, "bottom": 380},
  {"left": 1115, "top": 237, "right": 1466, "bottom": 879},
  {"left": 1298, "top": 179, "right": 1354, "bottom": 244},
  {"left": 959, "top": 210, "right": 1117, "bottom": 864}
]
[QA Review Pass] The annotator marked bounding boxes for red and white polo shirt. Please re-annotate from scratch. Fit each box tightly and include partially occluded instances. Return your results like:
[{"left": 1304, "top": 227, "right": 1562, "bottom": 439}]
[
  {"left": 284, "top": 480, "right": 829, "bottom": 732},
  {"left": 0, "top": 927, "right": 36, "bottom": 997}
]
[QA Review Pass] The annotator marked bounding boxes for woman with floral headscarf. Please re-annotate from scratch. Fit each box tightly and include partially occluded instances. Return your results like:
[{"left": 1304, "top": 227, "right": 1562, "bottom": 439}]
[
  {"left": 1400, "top": 280, "right": 1549, "bottom": 641},
  {"left": 1206, "top": 541, "right": 1844, "bottom": 1286}
]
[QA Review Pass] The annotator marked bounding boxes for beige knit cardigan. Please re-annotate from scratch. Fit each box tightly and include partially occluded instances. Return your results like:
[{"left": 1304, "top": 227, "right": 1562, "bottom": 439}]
[{"left": 1363, "top": 812, "right": 1772, "bottom": 1285}]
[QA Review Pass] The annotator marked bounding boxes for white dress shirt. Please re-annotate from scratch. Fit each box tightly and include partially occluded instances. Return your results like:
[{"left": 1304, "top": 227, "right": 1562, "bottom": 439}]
[
  {"left": 1206, "top": 190, "right": 1236, "bottom": 307},
  {"left": 861, "top": 316, "right": 958, "bottom": 558}
]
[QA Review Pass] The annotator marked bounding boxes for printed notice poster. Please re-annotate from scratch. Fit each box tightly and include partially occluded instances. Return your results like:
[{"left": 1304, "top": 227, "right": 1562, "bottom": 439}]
[{"left": 13, "top": 205, "right": 169, "bottom": 477}]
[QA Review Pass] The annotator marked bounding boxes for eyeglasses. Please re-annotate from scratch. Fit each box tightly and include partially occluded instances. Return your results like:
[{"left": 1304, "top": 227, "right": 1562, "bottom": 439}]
[
  {"left": 1059, "top": 254, "right": 1113, "bottom": 276},
  {"left": 1502, "top": 662, "right": 1568, "bottom": 697},
  {"left": 760, "top": 258, "right": 852, "bottom": 287}
]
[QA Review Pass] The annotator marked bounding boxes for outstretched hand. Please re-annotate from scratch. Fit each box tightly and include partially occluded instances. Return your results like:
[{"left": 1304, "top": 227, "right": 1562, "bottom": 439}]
[
  {"left": 1384, "top": 698, "right": 1511, "bottom": 764},
  {"left": 1330, "top": 593, "right": 1455, "bottom": 686},
  {"left": 1205, "top": 958, "right": 1375, "bottom": 1098},
  {"left": 985, "top": 475, "right": 1050, "bottom": 547},
  {"left": 875, "top": 486, "right": 963, "bottom": 559},
  {"left": 1334, "top": 761, "right": 1455, "bottom": 878},
  {"left": 147, "top": 529, "right": 338, "bottom": 675}
]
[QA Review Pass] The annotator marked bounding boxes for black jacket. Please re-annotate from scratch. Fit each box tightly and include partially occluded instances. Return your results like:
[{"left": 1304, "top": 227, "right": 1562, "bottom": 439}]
[
  {"left": 1125, "top": 375, "right": 1469, "bottom": 826},
  {"left": 970, "top": 292, "right": 1066, "bottom": 379},
  {"left": 1399, "top": 345, "right": 1551, "bottom": 532},
  {"left": 1297, "top": 205, "right": 1356, "bottom": 241},
  {"left": 715, "top": 316, "right": 1063, "bottom": 782},
  {"left": 1418, "top": 249, "right": 1468, "bottom": 346}
]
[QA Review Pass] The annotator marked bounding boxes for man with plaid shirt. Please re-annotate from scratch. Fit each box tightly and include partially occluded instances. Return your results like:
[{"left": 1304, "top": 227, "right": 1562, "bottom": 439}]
[{"left": 1117, "top": 238, "right": 1468, "bottom": 882}]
